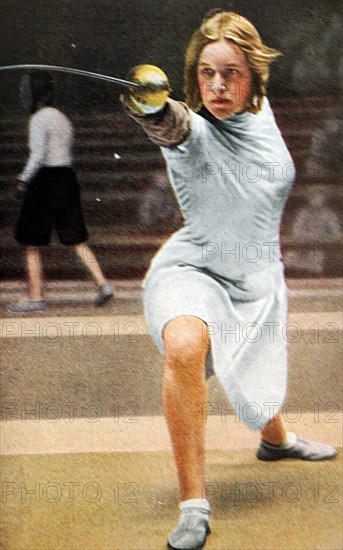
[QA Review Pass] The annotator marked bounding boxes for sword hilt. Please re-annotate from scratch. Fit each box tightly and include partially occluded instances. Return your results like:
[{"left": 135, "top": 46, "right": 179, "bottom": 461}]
[{"left": 123, "top": 64, "right": 171, "bottom": 115}]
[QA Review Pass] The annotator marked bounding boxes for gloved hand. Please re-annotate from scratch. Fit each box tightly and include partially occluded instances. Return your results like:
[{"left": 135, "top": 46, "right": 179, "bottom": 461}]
[
  {"left": 15, "top": 180, "right": 27, "bottom": 200},
  {"left": 122, "top": 64, "right": 171, "bottom": 115}
]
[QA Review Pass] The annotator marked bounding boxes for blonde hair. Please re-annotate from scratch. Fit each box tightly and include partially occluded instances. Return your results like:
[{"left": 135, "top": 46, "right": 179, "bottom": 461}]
[{"left": 184, "top": 11, "right": 282, "bottom": 114}]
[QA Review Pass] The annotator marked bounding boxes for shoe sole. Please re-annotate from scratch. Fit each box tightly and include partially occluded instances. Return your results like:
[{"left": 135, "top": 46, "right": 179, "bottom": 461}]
[
  {"left": 94, "top": 294, "right": 113, "bottom": 307},
  {"left": 167, "top": 526, "right": 211, "bottom": 550},
  {"left": 257, "top": 452, "right": 337, "bottom": 461},
  {"left": 8, "top": 307, "right": 46, "bottom": 314}
]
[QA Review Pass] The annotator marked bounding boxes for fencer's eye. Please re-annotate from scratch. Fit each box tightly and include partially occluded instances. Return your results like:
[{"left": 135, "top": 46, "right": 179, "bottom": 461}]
[{"left": 200, "top": 68, "right": 215, "bottom": 77}]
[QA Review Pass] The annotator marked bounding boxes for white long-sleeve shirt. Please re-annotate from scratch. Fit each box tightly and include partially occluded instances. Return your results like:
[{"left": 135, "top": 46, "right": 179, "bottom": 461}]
[{"left": 19, "top": 106, "right": 73, "bottom": 182}]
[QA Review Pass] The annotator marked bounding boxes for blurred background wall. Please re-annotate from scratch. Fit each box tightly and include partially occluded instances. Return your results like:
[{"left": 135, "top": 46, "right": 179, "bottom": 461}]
[
  {"left": 0, "top": 0, "right": 341, "bottom": 115},
  {"left": 0, "top": 1, "right": 342, "bottom": 279}
]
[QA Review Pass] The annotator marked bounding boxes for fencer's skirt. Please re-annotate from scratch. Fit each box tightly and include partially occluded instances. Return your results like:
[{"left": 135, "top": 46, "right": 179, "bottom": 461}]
[{"left": 143, "top": 232, "right": 289, "bottom": 431}]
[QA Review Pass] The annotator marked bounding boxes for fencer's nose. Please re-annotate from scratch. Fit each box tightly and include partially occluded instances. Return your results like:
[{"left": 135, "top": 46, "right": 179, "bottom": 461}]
[
  {"left": 217, "top": 83, "right": 227, "bottom": 92},
  {"left": 212, "top": 73, "right": 227, "bottom": 93}
]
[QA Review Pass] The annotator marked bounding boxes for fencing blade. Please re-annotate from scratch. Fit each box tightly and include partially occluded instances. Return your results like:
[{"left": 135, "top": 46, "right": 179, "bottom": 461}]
[{"left": 0, "top": 64, "right": 140, "bottom": 88}]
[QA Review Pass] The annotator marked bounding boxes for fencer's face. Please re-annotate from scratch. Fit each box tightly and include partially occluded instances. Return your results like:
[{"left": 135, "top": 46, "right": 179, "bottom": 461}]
[{"left": 197, "top": 39, "right": 252, "bottom": 119}]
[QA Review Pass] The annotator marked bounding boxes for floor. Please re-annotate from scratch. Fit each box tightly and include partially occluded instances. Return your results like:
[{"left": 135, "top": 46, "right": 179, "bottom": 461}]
[{"left": 1, "top": 278, "right": 342, "bottom": 549}]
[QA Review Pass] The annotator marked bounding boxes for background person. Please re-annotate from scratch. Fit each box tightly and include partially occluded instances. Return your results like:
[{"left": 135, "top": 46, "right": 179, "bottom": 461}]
[{"left": 9, "top": 71, "right": 113, "bottom": 313}]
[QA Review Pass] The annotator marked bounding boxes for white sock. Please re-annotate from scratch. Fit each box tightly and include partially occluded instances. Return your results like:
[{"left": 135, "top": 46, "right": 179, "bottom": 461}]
[
  {"left": 179, "top": 498, "right": 211, "bottom": 513},
  {"left": 286, "top": 431, "right": 297, "bottom": 446}
]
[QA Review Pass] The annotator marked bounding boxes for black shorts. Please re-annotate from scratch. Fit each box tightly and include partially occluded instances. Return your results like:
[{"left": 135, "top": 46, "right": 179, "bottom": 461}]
[{"left": 15, "top": 167, "right": 89, "bottom": 246}]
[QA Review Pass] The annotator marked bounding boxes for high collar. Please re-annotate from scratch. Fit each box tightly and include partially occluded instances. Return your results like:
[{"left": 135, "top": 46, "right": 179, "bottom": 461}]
[{"left": 198, "top": 105, "right": 257, "bottom": 131}]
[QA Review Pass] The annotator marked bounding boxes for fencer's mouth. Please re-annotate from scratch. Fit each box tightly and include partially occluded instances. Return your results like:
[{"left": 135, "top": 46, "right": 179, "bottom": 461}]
[{"left": 211, "top": 98, "right": 232, "bottom": 105}]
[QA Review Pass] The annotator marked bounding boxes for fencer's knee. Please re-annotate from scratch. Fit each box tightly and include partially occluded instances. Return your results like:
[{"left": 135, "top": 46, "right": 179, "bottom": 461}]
[{"left": 163, "top": 316, "right": 209, "bottom": 370}]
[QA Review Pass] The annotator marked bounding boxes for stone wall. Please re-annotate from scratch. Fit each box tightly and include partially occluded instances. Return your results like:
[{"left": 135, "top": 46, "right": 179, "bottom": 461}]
[{"left": 0, "top": 0, "right": 341, "bottom": 115}]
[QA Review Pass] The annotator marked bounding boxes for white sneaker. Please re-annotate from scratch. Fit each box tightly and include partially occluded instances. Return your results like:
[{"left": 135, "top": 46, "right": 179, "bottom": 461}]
[
  {"left": 8, "top": 299, "right": 46, "bottom": 314},
  {"left": 257, "top": 432, "right": 337, "bottom": 461},
  {"left": 94, "top": 283, "right": 113, "bottom": 306},
  {"left": 168, "top": 507, "right": 211, "bottom": 550}
]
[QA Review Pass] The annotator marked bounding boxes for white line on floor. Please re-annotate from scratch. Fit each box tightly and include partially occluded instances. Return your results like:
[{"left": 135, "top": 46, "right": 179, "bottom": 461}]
[{"left": 1, "top": 413, "right": 342, "bottom": 456}]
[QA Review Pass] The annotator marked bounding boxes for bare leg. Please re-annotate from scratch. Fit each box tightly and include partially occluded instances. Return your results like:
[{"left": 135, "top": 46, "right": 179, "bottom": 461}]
[
  {"left": 163, "top": 316, "right": 209, "bottom": 501},
  {"left": 74, "top": 243, "right": 106, "bottom": 286},
  {"left": 261, "top": 413, "right": 287, "bottom": 445},
  {"left": 26, "top": 246, "right": 43, "bottom": 300}
]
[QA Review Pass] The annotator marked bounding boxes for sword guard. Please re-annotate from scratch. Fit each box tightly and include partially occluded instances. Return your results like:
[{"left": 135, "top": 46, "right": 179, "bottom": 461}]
[{"left": 124, "top": 64, "right": 171, "bottom": 115}]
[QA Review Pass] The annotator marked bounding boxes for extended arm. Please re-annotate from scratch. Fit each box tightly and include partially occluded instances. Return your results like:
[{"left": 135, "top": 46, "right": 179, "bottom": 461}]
[{"left": 125, "top": 98, "right": 191, "bottom": 148}]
